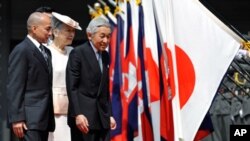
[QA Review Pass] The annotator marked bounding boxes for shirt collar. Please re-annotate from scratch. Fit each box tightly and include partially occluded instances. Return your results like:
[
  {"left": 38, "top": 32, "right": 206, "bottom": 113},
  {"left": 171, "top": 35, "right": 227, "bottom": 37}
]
[
  {"left": 27, "top": 35, "right": 40, "bottom": 49},
  {"left": 89, "top": 41, "right": 100, "bottom": 59}
]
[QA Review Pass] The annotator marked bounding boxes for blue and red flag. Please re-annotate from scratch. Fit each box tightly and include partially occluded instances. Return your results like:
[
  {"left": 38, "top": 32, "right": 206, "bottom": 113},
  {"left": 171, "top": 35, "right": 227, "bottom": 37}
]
[
  {"left": 110, "top": 13, "right": 124, "bottom": 140},
  {"left": 123, "top": 2, "right": 138, "bottom": 140},
  {"left": 137, "top": 3, "right": 154, "bottom": 141}
]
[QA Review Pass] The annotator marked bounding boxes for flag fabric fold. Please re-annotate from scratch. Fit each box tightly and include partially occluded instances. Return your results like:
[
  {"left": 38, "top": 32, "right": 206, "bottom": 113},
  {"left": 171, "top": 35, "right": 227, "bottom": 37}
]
[
  {"left": 104, "top": 0, "right": 242, "bottom": 140},
  {"left": 110, "top": 13, "right": 125, "bottom": 140},
  {"left": 153, "top": 0, "right": 241, "bottom": 140}
]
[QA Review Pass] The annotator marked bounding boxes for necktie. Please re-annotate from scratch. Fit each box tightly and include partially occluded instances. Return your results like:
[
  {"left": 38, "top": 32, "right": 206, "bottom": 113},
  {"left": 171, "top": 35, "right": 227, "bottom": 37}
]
[
  {"left": 98, "top": 52, "right": 103, "bottom": 73},
  {"left": 39, "top": 44, "right": 49, "bottom": 66}
]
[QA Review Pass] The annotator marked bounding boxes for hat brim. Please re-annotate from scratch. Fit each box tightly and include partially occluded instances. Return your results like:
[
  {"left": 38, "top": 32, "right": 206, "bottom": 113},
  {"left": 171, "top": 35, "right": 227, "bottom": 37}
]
[{"left": 52, "top": 12, "right": 82, "bottom": 30}]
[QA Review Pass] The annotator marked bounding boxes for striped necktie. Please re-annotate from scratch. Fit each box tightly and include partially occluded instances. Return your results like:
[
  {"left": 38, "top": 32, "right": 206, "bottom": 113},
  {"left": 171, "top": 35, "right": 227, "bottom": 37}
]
[
  {"left": 39, "top": 44, "right": 48, "bottom": 66},
  {"left": 98, "top": 51, "right": 103, "bottom": 72}
]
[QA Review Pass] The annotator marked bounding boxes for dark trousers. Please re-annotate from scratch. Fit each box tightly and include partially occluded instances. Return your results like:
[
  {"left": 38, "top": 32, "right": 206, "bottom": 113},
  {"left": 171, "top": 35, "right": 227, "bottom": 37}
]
[
  {"left": 70, "top": 126, "right": 110, "bottom": 141},
  {"left": 18, "top": 130, "right": 48, "bottom": 141}
]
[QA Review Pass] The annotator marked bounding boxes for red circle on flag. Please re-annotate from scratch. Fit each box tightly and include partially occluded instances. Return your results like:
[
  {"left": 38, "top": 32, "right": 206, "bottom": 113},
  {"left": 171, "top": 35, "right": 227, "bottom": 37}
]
[{"left": 176, "top": 46, "right": 195, "bottom": 108}]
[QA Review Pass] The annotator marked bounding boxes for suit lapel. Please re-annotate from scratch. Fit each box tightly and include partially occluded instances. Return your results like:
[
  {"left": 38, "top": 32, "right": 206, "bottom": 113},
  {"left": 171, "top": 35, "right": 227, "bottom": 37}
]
[
  {"left": 82, "top": 43, "right": 109, "bottom": 97},
  {"left": 26, "top": 38, "right": 49, "bottom": 72},
  {"left": 84, "top": 43, "right": 102, "bottom": 74}
]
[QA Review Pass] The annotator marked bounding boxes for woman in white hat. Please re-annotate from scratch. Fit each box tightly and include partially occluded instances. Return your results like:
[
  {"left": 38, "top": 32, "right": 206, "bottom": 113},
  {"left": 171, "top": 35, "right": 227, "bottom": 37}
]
[{"left": 48, "top": 12, "right": 82, "bottom": 141}]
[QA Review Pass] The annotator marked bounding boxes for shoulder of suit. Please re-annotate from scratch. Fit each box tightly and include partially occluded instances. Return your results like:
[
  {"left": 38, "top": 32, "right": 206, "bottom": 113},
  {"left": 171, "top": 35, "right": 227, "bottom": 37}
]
[
  {"left": 74, "top": 42, "right": 89, "bottom": 51},
  {"left": 9, "top": 39, "right": 32, "bottom": 58},
  {"left": 12, "top": 39, "right": 30, "bottom": 52}
]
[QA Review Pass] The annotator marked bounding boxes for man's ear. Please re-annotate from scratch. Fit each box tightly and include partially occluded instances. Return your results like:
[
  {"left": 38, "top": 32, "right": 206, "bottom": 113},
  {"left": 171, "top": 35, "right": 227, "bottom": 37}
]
[
  {"left": 87, "top": 32, "right": 92, "bottom": 40},
  {"left": 32, "top": 25, "right": 37, "bottom": 32}
]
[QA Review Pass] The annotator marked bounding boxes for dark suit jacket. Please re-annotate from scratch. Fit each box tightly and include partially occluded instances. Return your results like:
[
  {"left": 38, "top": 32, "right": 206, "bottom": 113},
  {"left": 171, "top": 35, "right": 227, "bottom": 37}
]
[
  {"left": 7, "top": 37, "right": 55, "bottom": 131},
  {"left": 66, "top": 41, "right": 111, "bottom": 130}
]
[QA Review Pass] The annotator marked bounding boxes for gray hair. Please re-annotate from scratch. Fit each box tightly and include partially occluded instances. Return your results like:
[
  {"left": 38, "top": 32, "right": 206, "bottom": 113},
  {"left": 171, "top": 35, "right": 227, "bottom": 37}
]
[
  {"left": 86, "top": 16, "right": 111, "bottom": 34},
  {"left": 51, "top": 16, "right": 63, "bottom": 30}
]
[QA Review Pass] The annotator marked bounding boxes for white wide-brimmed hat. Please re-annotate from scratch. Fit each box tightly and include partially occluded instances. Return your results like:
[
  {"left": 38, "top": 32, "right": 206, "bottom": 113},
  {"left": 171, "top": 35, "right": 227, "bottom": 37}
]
[{"left": 52, "top": 12, "right": 82, "bottom": 30}]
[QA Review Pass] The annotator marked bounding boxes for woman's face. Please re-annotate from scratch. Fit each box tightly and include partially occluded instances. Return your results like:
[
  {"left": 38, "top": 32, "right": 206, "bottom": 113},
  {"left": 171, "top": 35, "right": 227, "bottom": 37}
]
[{"left": 54, "top": 24, "right": 76, "bottom": 46}]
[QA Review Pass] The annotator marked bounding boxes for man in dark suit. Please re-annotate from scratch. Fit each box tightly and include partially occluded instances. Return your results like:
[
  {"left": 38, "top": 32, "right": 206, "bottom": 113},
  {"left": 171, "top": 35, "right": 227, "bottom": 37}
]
[
  {"left": 66, "top": 17, "right": 116, "bottom": 141},
  {"left": 7, "top": 12, "right": 55, "bottom": 141}
]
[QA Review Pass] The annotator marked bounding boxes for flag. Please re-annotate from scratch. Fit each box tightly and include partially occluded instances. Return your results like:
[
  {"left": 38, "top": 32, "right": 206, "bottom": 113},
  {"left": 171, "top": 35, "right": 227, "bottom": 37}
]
[
  {"left": 194, "top": 113, "right": 214, "bottom": 141},
  {"left": 104, "top": 4, "right": 117, "bottom": 26},
  {"left": 152, "top": 0, "right": 176, "bottom": 140},
  {"left": 154, "top": 0, "right": 241, "bottom": 140},
  {"left": 154, "top": 13, "right": 175, "bottom": 141},
  {"left": 107, "top": 7, "right": 117, "bottom": 95},
  {"left": 140, "top": 0, "right": 165, "bottom": 140},
  {"left": 110, "top": 13, "right": 124, "bottom": 140},
  {"left": 123, "top": 1, "right": 138, "bottom": 140},
  {"left": 137, "top": 2, "right": 154, "bottom": 141}
]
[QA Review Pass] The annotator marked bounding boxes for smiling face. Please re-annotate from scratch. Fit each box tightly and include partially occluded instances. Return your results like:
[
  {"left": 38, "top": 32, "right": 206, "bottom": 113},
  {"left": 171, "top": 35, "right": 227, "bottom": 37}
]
[
  {"left": 87, "top": 26, "right": 111, "bottom": 51},
  {"left": 53, "top": 24, "right": 76, "bottom": 46}
]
